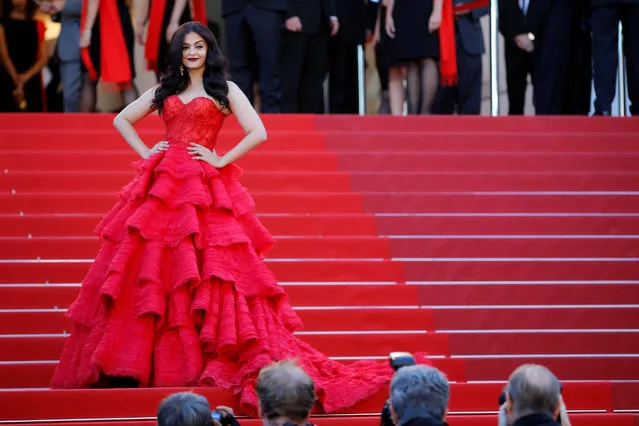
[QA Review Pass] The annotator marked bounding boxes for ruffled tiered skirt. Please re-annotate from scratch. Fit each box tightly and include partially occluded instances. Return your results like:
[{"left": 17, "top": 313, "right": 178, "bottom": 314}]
[{"left": 50, "top": 148, "right": 405, "bottom": 414}]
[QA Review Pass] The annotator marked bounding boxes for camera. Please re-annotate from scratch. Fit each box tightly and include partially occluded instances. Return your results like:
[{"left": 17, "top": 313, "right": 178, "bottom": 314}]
[
  {"left": 389, "top": 352, "right": 416, "bottom": 372},
  {"left": 211, "top": 410, "right": 240, "bottom": 426}
]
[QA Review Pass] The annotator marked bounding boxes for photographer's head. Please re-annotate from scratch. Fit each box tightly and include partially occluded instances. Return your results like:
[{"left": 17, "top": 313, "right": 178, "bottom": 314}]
[
  {"left": 157, "top": 392, "right": 212, "bottom": 426},
  {"left": 506, "top": 364, "right": 562, "bottom": 422},
  {"left": 256, "top": 361, "right": 316, "bottom": 426},
  {"left": 389, "top": 365, "right": 450, "bottom": 425}
]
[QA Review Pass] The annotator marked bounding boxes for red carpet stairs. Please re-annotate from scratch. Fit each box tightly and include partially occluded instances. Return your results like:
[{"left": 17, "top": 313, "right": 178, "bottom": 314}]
[{"left": 0, "top": 114, "right": 638, "bottom": 426}]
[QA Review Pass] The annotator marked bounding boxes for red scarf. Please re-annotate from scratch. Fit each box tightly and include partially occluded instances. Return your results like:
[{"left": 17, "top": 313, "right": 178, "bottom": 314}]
[
  {"left": 80, "top": 0, "right": 132, "bottom": 84},
  {"left": 36, "top": 19, "right": 47, "bottom": 111},
  {"left": 439, "top": 0, "right": 490, "bottom": 86},
  {"left": 145, "top": 0, "right": 208, "bottom": 72}
]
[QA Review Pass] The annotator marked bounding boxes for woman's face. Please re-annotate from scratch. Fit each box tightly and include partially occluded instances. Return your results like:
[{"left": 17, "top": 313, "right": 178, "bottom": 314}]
[{"left": 182, "top": 32, "right": 207, "bottom": 71}]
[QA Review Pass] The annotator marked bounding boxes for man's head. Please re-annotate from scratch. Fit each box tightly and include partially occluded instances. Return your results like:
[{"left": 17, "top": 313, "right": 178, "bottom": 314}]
[
  {"left": 157, "top": 392, "right": 213, "bottom": 426},
  {"left": 389, "top": 365, "right": 450, "bottom": 424},
  {"left": 506, "top": 364, "right": 562, "bottom": 421},
  {"left": 256, "top": 361, "right": 316, "bottom": 426}
]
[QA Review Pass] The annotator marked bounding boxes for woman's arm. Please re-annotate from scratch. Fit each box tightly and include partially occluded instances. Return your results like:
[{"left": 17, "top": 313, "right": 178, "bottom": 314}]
[
  {"left": 385, "top": 0, "right": 396, "bottom": 38},
  {"left": 166, "top": 0, "right": 187, "bottom": 41},
  {"left": 79, "top": 0, "right": 99, "bottom": 47},
  {"left": 113, "top": 85, "right": 163, "bottom": 159},
  {"left": 19, "top": 22, "right": 49, "bottom": 84},
  {"left": 0, "top": 25, "right": 20, "bottom": 86},
  {"left": 135, "top": 0, "right": 149, "bottom": 44},
  {"left": 218, "top": 81, "right": 267, "bottom": 165}
]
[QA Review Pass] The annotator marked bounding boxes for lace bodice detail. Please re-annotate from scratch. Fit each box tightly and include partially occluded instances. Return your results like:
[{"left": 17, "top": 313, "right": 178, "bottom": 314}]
[{"left": 162, "top": 95, "right": 226, "bottom": 149}]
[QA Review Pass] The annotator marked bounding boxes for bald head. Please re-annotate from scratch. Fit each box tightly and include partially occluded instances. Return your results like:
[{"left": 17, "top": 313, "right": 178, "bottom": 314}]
[
  {"left": 256, "top": 361, "right": 316, "bottom": 426},
  {"left": 507, "top": 364, "right": 561, "bottom": 419}
]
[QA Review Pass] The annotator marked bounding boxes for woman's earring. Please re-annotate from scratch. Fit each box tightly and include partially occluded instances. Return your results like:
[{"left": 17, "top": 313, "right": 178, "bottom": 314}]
[{"left": 179, "top": 65, "right": 184, "bottom": 76}]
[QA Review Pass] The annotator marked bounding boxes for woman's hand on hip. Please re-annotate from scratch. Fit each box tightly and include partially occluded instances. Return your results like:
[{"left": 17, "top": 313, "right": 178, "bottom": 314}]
[{"left": 189, "top": 142, "right": 226, "bottom": 168}]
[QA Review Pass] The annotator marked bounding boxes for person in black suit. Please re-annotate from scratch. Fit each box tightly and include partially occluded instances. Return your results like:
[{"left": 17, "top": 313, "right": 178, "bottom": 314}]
[
  {"left": 590, "top": 0, "right": 639, "bottom": 115},
  {"left": 499, "top": 0, "right": 537, "bottom": 115},
  {"left": 281, "top": 0, "right": 339, "bottom": 113},
  {"left": 326, "top": 0, "right": 378, "bottom": 114},
  {"left": 222, "top": 0, "right": 291, "bottom": 113},
  {"left": 500, "top": 0, "right": 592, "bottom": 115},
  {"left": 432, "top": 6, "right": 488, "bottom": 115}
]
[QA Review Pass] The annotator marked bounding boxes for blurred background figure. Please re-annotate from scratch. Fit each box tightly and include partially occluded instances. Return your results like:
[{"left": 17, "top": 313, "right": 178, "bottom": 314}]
[
  {"left": 40, "top": 0, "right": 83, "bottom": 112},
  {"left": 280, "top": 0, "right": 339, "bottom": 113},
  {"left": 222, "top": 0, "right": 288, "bottom": 113},
  {"left": 0, "top": 0, "right": 48, "bottom": 112},
  {"left": 78, "top": 0, "right": 138, "bottom": 112},
  {"left": 590, "top": 0, "right": 638, "bottom": 116}
]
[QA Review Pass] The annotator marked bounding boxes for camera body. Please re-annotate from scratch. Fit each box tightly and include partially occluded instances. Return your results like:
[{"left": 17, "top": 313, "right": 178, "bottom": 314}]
[
  {"left": 389, "top": 352, "right": 416, "bottom": 372},
  {"left": 211, "top": 410, "right": 240, "bottom": 426}
]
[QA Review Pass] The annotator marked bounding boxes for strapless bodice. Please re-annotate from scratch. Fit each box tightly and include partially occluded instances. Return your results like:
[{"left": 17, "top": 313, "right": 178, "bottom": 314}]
[{"left": 162, "top": 95, "right": 226, "bottom": 149}]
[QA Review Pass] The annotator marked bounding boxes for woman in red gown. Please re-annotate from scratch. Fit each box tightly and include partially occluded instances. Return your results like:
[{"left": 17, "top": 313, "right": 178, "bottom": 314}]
[{"left": 50, "top": 21, "right": 423, "bottom": 415}]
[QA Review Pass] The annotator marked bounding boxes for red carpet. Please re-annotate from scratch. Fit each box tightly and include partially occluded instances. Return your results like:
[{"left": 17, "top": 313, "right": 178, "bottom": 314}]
[{"left": 0, "top": 113, "right": 638, "bottom": 426}]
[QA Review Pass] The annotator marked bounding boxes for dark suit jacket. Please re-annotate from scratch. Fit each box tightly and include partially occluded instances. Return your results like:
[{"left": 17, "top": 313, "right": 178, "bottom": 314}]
[
  {"left": 334, "top": 0, "right": 378, "bottom": 44},
  {"left": 288, "top": 0, "right": 337, "bottom": 34},
  {"left": 456, "top": 7, "right": 487, "bottom": 56},
  {"left": 222, "top": 0, "right": 292, "bottom": 17},
  {"left": 513, "top": 413, "right": 561, "bottom": 426},
  {"left": 499, "top": 0, "right": 555, "bottom": 41}
]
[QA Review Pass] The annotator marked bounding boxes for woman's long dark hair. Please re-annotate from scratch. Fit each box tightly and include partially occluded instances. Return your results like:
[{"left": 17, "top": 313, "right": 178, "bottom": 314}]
[
  {"left": 152, "top": 21, "right": 229, "bottom": 114},
  {"left": 2, "top": 0, "right": 37, "bottom": 19}
]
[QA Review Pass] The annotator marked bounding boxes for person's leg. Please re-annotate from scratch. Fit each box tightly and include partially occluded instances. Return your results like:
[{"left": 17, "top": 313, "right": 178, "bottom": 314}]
[
  {"left": 60, "top": 60, "right": 82, "bottom": 112},
  {"left": 388, "top": 66, "right": 406, "bottom": 115},
  {"left": 225, "top": 11, "right": 255, "bottom": 104},
  {"left": 419, "top": 57, "right": 439, "bottom": 114},
  {"left": 621, "top": 3, "right": 639, "bottom": 115},
  {"left": 299, "top": 29, "right": 329, "bottom": 114},
  {"left": 590, "top": 4, "right": 620, "bottom": 114},
  {"left": 246, "top": 6, "right": 284, "bottom": 112}
]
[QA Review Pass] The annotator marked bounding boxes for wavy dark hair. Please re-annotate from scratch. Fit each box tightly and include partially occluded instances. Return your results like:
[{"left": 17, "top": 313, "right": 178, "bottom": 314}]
[
  {"left": 2, "top": 0, "right": 38, "bottom": 19},
  {"left": 152, "top": 21, "right": 229, "bottom": 114}
]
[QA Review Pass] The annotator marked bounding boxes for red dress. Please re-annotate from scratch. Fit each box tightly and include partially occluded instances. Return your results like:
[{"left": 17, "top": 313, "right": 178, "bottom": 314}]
[{"left": 50, "top": 95, "right": 412, "bottom": 414}]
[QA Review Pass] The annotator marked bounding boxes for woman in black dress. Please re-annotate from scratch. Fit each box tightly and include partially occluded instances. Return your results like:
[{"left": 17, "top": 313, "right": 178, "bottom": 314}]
[
  {"left": 79, "top": 0, "right": 138, "bottom": 112},
  {"left": 385, "top": 0, "right": 442, "bottom": 114},
  {"left": 374, "top": 0, "right": 404, "bottom": 115},
  {"left": 0, "top": 0, "right": 48, "bottom": 112}
]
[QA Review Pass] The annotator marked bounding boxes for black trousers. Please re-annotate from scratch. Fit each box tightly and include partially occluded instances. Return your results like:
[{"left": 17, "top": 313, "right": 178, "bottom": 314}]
[
  {"left": 328, "top": 33, "right": 359, "bottom": 114},
  {"left": 225, "top": 5, "right": 283, "bottom": 113},
  {"left": 432, "top": 28, "right": 483, "bottom": 115},
  {"left": 504, "top": 41, "right": 534, "bottom": 115},
  {"left": 591, "top": 2, "right": 639, "bottom": 115},
  {"left": 281, "top": 29, "right": 329, "bottom": 113}
]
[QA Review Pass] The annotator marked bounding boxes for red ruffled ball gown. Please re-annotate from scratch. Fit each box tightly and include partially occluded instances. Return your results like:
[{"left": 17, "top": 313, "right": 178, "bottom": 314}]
[{"left": 50, "top": 95, "right": 427, "bottom": 413}]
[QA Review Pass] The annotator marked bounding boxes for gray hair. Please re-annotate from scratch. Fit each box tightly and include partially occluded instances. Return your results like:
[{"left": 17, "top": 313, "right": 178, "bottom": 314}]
[
  {"left": 256, "top": 360, "right": 316, "bottom": 426},
  {"left": 390, "top": 365, "right": 450, "bottom": 421},
  {"left": 157, "top": 392, "right": 212, "bottom": 426},
  {"left": 507, "top": 364, "right": 561, "bottom": 418}
]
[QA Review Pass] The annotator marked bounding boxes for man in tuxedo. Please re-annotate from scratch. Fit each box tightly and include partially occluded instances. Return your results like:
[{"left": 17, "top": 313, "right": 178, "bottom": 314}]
[
  {"left": 326, "top": 0, "right": 378, "bottom": 114},
  {"left": 590, "top": 0, "right": 639, "bottom": 115},
  {"left": 499, "top": 0, "right": 537, "bottom": 115},
  {"left": 281, "top": 0, "right": 339, "bottom": 113},
  {"left": 500, "top": 0, "right": 592, "bottom": 115},
  {"left": 222, "top": 0, "right": 291, "bottom": 113},
  {"left": 432, "top": 6, "right": 488, "bottom": 115}
]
